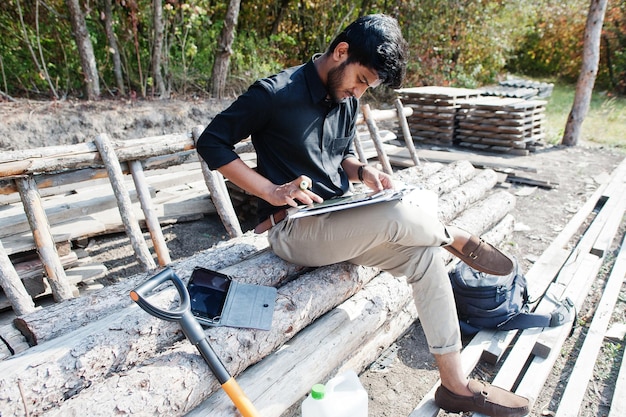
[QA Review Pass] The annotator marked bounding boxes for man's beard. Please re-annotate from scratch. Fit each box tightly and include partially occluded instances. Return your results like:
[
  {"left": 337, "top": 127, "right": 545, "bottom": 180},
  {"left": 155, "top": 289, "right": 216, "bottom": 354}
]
[{"left": 326, "top": 62, "right": 348, "bottom": 103}]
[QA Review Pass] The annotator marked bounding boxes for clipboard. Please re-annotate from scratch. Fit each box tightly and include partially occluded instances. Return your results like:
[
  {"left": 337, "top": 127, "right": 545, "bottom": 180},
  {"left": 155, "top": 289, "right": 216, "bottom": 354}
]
[{"left": 287, "top": 186, "right": 413, "bottom": 219}]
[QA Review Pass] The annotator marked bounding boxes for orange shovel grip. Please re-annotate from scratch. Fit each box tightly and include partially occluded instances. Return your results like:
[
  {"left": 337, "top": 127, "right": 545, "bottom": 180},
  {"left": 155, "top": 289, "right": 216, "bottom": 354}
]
[{"left": 221, "top": 377, "right": 261, "bottom": 417}]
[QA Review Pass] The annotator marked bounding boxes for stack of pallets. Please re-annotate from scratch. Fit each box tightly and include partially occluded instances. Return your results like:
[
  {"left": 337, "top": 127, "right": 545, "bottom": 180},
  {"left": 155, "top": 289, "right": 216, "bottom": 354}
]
[
  {"left": 396, "top": 86, "right": 481, "bottom": 146},
  {"left": 455, "top": 96, "right": 547, "bottom": 155}
]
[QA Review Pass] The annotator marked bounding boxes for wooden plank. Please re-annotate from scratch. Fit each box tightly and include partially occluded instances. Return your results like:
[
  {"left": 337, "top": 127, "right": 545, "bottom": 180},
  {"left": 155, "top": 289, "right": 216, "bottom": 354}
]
[
  {"left": 608, "top": 347, "right": 626, "bottom": 417},
  {"left": 555, "top": 233, "right": 626, "bottom": 417},
  {"left": 514, "top": 254, "right": 603, "bottom": 406},
  {"left": 385, "top": 147, "right": 539, "bottom": 173}
]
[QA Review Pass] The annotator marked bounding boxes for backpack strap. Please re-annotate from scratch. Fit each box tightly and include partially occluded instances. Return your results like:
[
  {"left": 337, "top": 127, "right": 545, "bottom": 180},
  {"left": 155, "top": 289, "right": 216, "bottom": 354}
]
[{"left": 492, "top": 296, "right": 576, "bottom": 331}]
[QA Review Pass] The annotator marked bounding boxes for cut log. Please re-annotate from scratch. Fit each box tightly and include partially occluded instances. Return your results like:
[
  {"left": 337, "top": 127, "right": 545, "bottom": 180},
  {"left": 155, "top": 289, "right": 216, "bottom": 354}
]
[
  {"left": 361, "top": 104, "right": 393, "bottom": 175},
  {"left": 438, "top": 169, "right": 499, "bottom": 224},
  {"left": 0, "top": 133, "right": 196, "bottom": 177},
  {"left": 2, "top": 195, "right": 515, "bottom": 416},
  {"left": 450, "top": 190, "right": 516, "bottom": 235},
  {"left": 192, "top": 125, "right": 242, "bottom": 238},
  {"left": 129, "top": 160, "right": 172, "bottom": 266}
]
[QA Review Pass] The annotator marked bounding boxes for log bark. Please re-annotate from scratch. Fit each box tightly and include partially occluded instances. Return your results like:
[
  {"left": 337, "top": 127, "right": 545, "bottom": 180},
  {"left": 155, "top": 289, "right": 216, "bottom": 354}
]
[{"left": 94, "top": 134, "right": 156, "bottom": 272}]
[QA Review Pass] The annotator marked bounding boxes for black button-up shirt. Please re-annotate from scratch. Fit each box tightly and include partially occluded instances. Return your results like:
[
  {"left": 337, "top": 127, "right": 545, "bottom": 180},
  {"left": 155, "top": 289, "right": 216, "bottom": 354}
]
[{"left": 197, "top": 58, "right": 359, "bottom": 221}]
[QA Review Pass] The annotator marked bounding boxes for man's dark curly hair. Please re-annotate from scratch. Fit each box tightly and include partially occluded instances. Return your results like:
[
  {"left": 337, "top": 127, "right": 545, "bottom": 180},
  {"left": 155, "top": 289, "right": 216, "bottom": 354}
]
[{"left": 327, "top": 14, "right": 408, "bottom": 89}]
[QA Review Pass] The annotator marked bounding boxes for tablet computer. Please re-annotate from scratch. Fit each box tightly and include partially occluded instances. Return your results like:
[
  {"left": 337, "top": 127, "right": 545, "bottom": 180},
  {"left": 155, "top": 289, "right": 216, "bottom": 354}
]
[{"left": 288, "top": 187, "right": 409, "bottom": 219}]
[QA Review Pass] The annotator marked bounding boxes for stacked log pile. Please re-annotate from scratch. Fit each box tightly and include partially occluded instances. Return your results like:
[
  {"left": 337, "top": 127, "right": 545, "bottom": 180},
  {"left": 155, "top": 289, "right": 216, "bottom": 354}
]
[{"left": 0, "top": 159, "right": 516, "bottom": 417}]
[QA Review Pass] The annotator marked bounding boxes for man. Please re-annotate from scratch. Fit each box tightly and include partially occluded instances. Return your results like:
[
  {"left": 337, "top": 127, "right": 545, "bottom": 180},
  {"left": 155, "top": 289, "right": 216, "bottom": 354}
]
[{"left": 197, "top": 14, "right": 529, "bottom": 417}]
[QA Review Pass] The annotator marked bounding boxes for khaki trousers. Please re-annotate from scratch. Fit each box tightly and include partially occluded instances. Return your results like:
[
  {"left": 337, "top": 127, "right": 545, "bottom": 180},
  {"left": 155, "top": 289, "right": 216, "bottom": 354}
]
[{"left": 268, "top": 199, "right": 462, "bottom": 355}]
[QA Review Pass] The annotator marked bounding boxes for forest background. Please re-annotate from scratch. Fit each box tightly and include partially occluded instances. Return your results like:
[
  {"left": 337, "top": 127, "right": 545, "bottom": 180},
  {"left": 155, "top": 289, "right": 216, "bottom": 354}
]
[{"left": 0, "top": 0, "right": 625, "bottom": 104}]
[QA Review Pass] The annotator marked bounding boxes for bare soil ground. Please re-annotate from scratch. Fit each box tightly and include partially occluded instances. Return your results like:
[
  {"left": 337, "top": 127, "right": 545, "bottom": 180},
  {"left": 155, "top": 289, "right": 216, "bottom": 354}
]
[{"left": 1, "top": 98, "right": 625, "bottom": 416}]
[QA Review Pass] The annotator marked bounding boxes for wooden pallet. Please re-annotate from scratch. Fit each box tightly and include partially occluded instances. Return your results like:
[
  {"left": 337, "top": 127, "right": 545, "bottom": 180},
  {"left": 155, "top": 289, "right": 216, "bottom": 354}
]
[
  {"left": 397, "top": 87, "right": 482, "bottom": 147},
  {"left": 454, "top": 97, "right": 547, "bottom": 153}
]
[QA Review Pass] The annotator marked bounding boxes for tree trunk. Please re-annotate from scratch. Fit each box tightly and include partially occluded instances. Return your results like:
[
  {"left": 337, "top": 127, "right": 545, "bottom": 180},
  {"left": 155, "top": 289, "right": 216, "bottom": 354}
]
[
  {"left": 15, "top": 0, "right": 58, "bottom": 99},
  {"left": 151, "top": 0, "right": 168, "bottom": 98},
  {"left": 65, "top": 0, "right": 101, "bottom": 99},
  {"left": 210, "top": 0, "right": 241, "bottom": 98},
  {"left": 270, "top": 0, "right": 291, "bottom": 36},
  {"left": 102, "top": 0, "right": 125, "bottom": 96},
  {"left": 561, "top": 0, "right": 609, "bottom": 146}
]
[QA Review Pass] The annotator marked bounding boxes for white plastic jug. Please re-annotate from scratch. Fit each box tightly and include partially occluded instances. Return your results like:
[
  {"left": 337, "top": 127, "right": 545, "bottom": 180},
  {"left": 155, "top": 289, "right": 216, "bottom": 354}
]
[{"left": 301, "top": 369, "right": 368, "bottom": 417}]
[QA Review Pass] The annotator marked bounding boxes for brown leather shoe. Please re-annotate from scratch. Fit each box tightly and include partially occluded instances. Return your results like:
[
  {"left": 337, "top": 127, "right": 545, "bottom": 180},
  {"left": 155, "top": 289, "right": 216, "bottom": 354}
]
[
  {"left": 444, "top": 235, "right": 514, "bottom": 276},
  {"left": 434, "top": 380, "right": 530, "bottom": 417}
]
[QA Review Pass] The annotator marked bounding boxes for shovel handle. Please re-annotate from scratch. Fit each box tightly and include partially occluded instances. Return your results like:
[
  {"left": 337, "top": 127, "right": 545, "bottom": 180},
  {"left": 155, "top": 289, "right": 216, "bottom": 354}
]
[
  {"left": 130, "top": 267, "right": 190, "bottom": 321},
  {"left": 131, "top": 268, "right": 261, "bottom": 417},
  {"left": 222, "top": 377, "right": 261, "bottom": 417}
]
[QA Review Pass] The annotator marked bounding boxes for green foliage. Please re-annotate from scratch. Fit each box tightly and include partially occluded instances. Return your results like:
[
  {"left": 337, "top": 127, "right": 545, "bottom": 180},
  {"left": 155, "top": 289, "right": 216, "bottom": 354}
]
[
  {"left": 0, "top": 0, "right": 624, "bottom": 99},
  {"left": 507, "top": 0, "right": 588, "bottom": 83},
  {"left": 602, "top": 2, "right": 626, "bottom": 94}
]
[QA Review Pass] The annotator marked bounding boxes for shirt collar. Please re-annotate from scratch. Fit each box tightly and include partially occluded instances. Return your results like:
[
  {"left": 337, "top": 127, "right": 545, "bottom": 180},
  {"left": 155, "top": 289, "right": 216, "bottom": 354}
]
[{"left": 304, "top": 54, "right": 330, "bottom": 105}]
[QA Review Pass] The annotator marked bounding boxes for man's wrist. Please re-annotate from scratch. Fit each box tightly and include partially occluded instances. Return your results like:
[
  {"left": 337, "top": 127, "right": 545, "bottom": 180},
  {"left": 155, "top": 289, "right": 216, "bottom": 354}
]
[{"left": 357, "top": 164, "right": 366, "bottom": 182}]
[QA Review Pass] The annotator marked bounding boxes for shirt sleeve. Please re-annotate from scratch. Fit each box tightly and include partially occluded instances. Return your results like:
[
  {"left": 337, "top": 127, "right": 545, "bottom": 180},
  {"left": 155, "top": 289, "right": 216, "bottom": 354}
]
[{"left": 196, "top": 83, "right": 272, "bottom": 170}]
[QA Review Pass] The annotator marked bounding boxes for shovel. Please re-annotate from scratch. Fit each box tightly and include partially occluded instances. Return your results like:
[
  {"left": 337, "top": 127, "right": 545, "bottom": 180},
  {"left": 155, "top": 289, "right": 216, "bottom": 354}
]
[{"left": 130, "top": 267, "right": 260, "bottom": 417}]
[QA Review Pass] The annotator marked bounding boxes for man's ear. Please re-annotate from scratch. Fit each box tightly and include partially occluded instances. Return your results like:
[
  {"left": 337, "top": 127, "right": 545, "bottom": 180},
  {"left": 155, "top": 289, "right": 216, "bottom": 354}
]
[{"left": 332, "top": 41, "right": 350, "bottom": 63}]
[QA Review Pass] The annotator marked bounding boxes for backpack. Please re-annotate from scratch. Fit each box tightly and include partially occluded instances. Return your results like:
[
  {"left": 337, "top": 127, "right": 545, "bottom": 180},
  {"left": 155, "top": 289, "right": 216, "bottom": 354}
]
[{"left": 449, "top": 257, "right": 575, "bottom": 336}]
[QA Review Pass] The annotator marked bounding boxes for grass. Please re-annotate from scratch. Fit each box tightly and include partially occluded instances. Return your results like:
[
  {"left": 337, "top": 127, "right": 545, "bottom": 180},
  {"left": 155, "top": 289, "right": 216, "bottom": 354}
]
[{"left": 543, "top": 82, "right": 626, "bottom": 148}]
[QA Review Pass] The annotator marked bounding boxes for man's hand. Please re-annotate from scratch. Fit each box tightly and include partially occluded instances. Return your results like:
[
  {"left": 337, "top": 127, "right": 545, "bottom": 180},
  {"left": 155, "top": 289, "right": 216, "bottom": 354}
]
[
  {"left": 360, "top": 165, "right": 394, "bottom": 192},
  {"left": 268, "top": 175, "right": 324, "bottom": 208}
]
